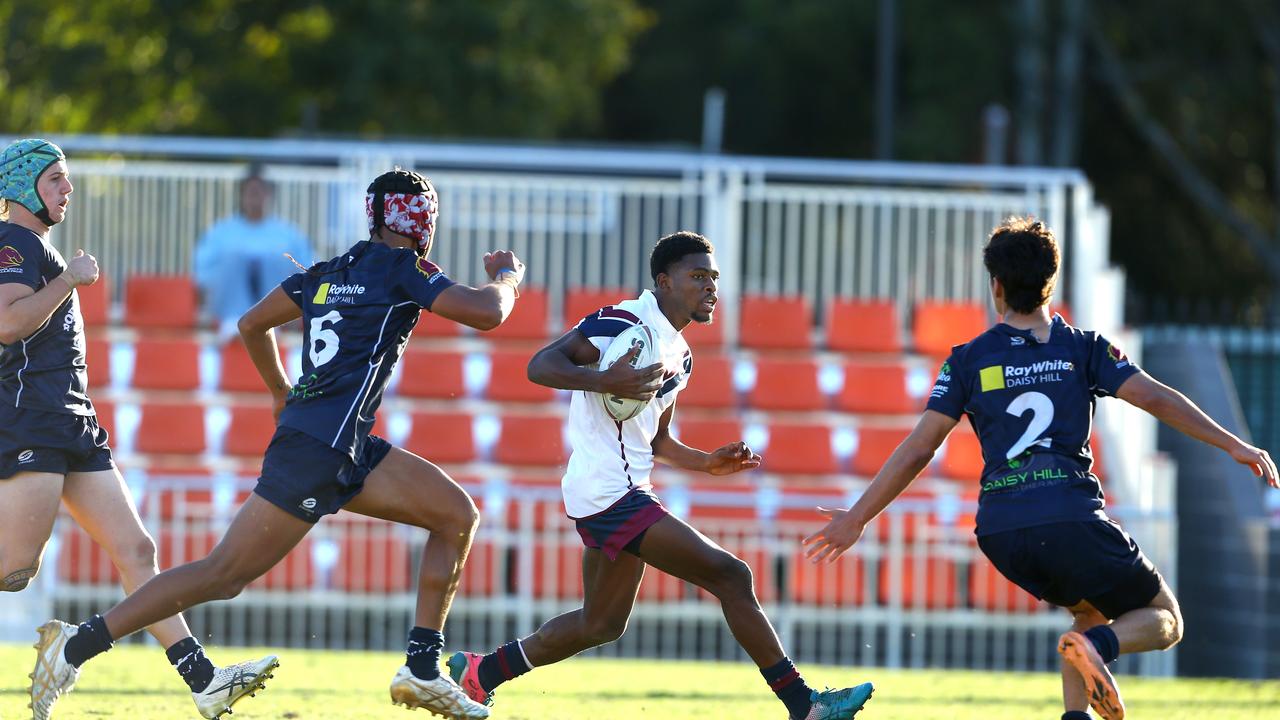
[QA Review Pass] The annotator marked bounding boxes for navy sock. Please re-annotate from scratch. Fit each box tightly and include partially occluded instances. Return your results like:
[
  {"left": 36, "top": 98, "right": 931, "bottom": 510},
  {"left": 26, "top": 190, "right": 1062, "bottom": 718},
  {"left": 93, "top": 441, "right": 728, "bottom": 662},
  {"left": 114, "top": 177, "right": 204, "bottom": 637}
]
[
  {"left": 761, "top": 657, "right": 813, "bottom": 720},
  {"left": 62, "top": 615, "right": 114, "bottom": 668},
  {"left": 166, "top": 636, "right": 215, "bottom": 693},
  {"left": 406, "top": 627, "right": 445, "bottom": 680},
  {"left": 1083, "top": 625, "right": 1120, "bottom": 664},
  {"left": 1062, "top": 712, "right": 1092, "bottom": 720},
  {"left": 476, "top": 640, "right": 533, "bottom": 693}
]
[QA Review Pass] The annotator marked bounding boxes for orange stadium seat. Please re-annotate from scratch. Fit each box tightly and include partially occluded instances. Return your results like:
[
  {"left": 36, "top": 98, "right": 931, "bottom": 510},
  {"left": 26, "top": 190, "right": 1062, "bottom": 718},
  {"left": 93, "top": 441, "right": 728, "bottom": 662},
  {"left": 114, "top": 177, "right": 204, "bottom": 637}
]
[
  {"left": 494, "top": 414, "right": 566, "bottom": 467},
  {"left": 564, "top": 287, "right": 633, "bottom": 329},
  {"left": 77, "top": 276, "right": 110, "bottom": 327},
  {"left": 505, "top": 476, "right": 569, "bottom": 532},
  {"left": 868, "top": 489, "right": 936, "bottom": 543},
  {"left": 837, "top": 361, "right": 917, "bottom": 415},
  {"left": 675, "top": 418, "right": 743, "bottom": 454},
  {"left": 775, "top": 482, "right": 849, "bottom": 523},
  {"left": 682, "top": 316, "right": 724, "bottom": 349},
  {"left": 940, "top": 421, "right": 985, "bottom": 480},
  {"left": 58, "top": 525, "right": 118, "bottom": 585},
  {"left": 749, "top": 358, "right": 827, "bottom": 411},
  {"left": 125, "top": 275, "right": 197, "bottom": 329},
  {"left": 84, "top": 337, "right": 111, "bottom": 389},
  {"left": 878, "top": 554, "right": 958, "bottom": 609},
  {"left": 91, "top": 400, "right": 116, "bottom": 440},
  {"left": 740, "top": 295, "right": 812, "bottom": 350},
  {"left": 675, "top": 353, "right": 736, "bottom": 409},
  {"left": 136, "top": 403, "right": 206, "bottom": 455},
  {"left": 687, "top": 481, "right": 758, "bottom": 523},
  {"left": 224, "top": 405, "right": 277, "bottom": 457},
  {"left": 398, "top": 348, "right": 467, "bottom": 400},
  {"left": 416, "top": 307, "right": 462, "bottom": 338},
  {"left": 531, "top": 542, "right": 583, "bottom": 600},
  {"left": 850, "top": 426, "right": 911, "bottom": 477},
  {"left": 132, "top": 338, "right": 201, "bottom": 390},
  {"left": 405, "top": 411, "right": 476, "bottom": 464},
  {"left": 333, "top": 523, "right": 411, "bottom": 593},
  {"left": 252, "top": 539, "right": 314, "bottom": 591},
  {"left": 218, "top": 340, "right": 287, "bottom": 393},
  {"left": 486, "top": 350, "right": 555, "bottom": 403},
  {"left": 826, "top": 299, "right": 902, "bottom": 353},
  {"left": 485, "top": 288, "right": 549, "bottom": 341},
  {"left": 790, "top": 550, "right": 864, "bottom": 606},
  {"left": 912, "top": 301, "right": 988, "bottom": 357},
  {"left": 764, "top": 423, "right": 837, "bottom": 475},
  {"left": 970, "top": 557, "right": 1040, "bottom": 613}
]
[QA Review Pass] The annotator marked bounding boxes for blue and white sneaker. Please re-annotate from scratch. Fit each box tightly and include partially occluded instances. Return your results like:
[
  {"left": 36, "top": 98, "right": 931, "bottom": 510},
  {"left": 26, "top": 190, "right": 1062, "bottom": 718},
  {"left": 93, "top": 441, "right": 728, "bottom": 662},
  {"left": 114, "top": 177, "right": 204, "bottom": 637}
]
[
  {"left": 802, "top": 682, "right": 875, "bottom": 720},
  {"left": 192, "top": 655, "right": 279, "bottom": 719}
]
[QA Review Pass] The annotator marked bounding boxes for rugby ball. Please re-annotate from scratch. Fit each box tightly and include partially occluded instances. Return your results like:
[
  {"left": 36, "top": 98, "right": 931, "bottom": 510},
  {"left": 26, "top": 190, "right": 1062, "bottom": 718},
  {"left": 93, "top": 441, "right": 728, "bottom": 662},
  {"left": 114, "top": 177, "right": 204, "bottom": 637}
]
[{"left": 596, "top": 323, "right": 660, "bottom": 421}]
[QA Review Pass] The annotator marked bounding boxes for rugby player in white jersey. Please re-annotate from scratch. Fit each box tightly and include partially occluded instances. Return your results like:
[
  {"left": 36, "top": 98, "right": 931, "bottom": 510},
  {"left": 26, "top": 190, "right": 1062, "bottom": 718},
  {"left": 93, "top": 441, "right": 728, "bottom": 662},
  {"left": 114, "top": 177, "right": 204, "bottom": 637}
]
[{"left": 448, "top": 232, "right": 875, "bottom": 720}]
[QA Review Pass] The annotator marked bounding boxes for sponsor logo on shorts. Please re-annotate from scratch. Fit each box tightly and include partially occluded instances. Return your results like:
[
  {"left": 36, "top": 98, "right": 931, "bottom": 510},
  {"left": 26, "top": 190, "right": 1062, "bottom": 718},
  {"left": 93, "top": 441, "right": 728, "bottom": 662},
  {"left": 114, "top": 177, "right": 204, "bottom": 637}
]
[
  {"left": 17, "top": 449, "right": 34, "bottom": 464},
  {"left": 301, "top": 497, "right": 317, "bottom": 510},
  {"left": 312, "top": 282, "right": 366, "bottom": 305}
]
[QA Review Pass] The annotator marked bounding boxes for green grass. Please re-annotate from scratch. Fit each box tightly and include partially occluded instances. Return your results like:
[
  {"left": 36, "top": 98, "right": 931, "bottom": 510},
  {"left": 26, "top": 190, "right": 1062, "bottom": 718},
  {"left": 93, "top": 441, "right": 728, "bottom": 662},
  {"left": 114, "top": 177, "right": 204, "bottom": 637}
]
[{"left": 2, "top": 643, "right": 1278, "bottom": 719}]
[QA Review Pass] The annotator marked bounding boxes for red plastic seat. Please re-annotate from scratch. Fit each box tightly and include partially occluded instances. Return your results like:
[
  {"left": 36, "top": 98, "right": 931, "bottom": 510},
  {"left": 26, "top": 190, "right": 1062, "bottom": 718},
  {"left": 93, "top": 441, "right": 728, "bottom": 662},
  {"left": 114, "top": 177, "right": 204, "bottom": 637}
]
[
  {"left": 838, "top": 361, "right": 916, "bottom": 415},
  {"left": 913, "top": 301, "right": 987, "bottom": 358},
  {"left": 137, "top": 403, "right": 206, "bottom": 455},
  {"left": 970, "top": 557, "right": 1040, "bottom": 612},
  {"left": 416, "top": 307, "right": 462, "bottom": 337},
  {"left": 826, "top": 299, "right": 902, "bottom": 353},
  {"left": 530, "top": 542, "right": 583, "bottom": 600},
  {"left": 564, "top": 288, "right": 633, "bottom": 329},
  {"left": 58, "top": 525, "right": 118, "bottom": 584},
  {"left": 868, "top": 489, "right": 936, "bottom": 543},
  {"left": 219, "top": 340, "right": 287, "bottom": 393},
  {"left": 91, "top": 400, "right": 116, "bottom": 440},
  {"left": 851, "top": 427, "right": 911, "bottom": 477},
  {"left": 251, "top": 539, "right": 314, "bottom": 590},
  {"left": 748, "top": 358, "right": 826, "bottom": 411},
  {"left": 940, "top": 421, "right": 986, "bottom": 480},
  {"left": 791, "top": 551, "right": 864, "bottom": 606},
  {"left": 740, "top": 295, "right": 813, "bottom": 350},
  {"left": 158, "top": 528, "right": 220, "bottom": 569},
  {"left": 77, "top": 276, "right": 110, "bottom": 327},
  {"left": 132, "top": 338, "right": 201, "bottom": 390},
  {"left": 676, "top": 418, "right": 743, "bottom": 454},
  {"left": 85, "top": 337, "right": 111, "bottom": 389},
  {"left": 486, "top": 350, "right": 554, "bottom": 403},
  {"left": 682, "top": 317, "right": 724, "bottom": 349},
  {"left": 404, "top": 412, "right": 476, "bottom": 464},
  {"left": 332, "top": 522, "right": 410, "bottom": 593},
  {"left": 764, "top": 423, "right": 837, "bottom": 475},
  {"left": 674, "top": 354, "right": 736, "bottom": 409},
  {"left": 224, "top": 405, "right": 277, "bottom": 457},
  {"left": 494, "top": 415, "right": 566, "bottom": 467},
  {"left": 687, "top": 482, "right": 758, "bottom": 522},
  {"left": 505, "top": 476, "right": 569, "bottom": 532},
  {"left": 485, "top": 288, "right": 549, "bottom": 340},
  {"left": 878, "top": 554, "right": 957, "bottom": 609},
  {"left": 398, "top": 349, "right": 467, "bottom": 400},
  {"left": 125, "top": 275, "right": 197, "bottom": 329}
]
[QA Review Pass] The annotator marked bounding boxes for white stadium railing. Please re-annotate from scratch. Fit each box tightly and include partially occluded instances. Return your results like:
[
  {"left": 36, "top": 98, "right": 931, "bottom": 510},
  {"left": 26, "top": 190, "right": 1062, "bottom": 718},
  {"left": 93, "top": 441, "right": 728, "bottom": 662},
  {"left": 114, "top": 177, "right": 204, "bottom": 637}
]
[{"left": 0, "top": 135, "right": 1173, "bottom": 676}]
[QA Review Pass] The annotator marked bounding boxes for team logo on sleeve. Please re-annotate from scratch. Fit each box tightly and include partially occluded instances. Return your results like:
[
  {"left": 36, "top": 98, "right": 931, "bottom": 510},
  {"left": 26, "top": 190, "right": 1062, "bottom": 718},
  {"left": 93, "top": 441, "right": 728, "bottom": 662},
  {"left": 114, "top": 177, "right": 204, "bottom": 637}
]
[
  {"left": 415, "top": 257, "right": 445, "bottom": 283},
  {"left": 930, "top": 361, "right": 952, "bottom": 399},
  {"left": 0, "top": 245, "right": 24, "bottom": 273},
  {"left": 1107, "top": 343, "right": 1130, "bottom": 368}
]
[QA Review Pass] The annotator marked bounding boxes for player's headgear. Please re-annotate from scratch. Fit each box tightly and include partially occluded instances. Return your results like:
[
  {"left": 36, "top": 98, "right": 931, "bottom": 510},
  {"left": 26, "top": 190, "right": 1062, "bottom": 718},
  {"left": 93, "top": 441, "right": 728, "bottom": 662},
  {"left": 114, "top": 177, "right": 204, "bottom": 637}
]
[
  {"left": 366, "top": 168, "right": 438, "bottom": 252},
  {"left": 0, "top": 139, "right": 66, "bottom": 227}
]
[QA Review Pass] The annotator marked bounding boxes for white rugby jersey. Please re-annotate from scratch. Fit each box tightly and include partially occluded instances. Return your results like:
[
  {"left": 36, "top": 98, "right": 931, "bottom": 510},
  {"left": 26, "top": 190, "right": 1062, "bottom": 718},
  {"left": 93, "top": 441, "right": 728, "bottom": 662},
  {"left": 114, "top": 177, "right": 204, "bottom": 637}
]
[{"left": 562, "top": 290, "right": 693, "bottom": 518}]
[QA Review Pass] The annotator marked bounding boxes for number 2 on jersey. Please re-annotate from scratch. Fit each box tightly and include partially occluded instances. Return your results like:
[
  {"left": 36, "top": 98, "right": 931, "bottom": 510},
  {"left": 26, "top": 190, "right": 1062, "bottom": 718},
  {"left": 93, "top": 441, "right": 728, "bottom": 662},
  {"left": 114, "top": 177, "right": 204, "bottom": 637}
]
[
  {"left": 1005, "top": 391, "right": 1054, "bottom": 459},
  {"left": 309, "top": 310, "right": 342, "bottom": 367}
]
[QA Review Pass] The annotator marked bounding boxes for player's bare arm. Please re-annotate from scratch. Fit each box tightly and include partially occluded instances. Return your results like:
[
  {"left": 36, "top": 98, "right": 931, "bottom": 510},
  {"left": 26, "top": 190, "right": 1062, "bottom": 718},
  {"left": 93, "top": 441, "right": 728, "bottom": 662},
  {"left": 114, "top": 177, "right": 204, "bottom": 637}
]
[
  {"left": 526, "top": 328, "right": 664, "bottom": 398},
  {"left": 653, "top": 402, "right": 761, "bottom": 474},
  {"left": 803, "top": 409, "right": 957, "bottom": 563},
  {"left": 1116, "top": 371, "right": 1278, "bottom": 488},
  {"left": 429, "top": 249, "right": 525, "bottom": 330},
  {"left": 238, "top": 286, "right": 302, "bottom": 419},
  {"left": 0, "top": 249, "right": 96, "bottom": 344}
]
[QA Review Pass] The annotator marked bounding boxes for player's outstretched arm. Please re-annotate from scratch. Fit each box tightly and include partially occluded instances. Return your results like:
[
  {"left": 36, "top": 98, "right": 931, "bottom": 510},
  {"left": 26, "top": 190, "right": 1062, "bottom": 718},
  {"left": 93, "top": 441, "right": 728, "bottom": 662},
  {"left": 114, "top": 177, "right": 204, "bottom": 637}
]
[
  {"left": 430, "top": 249, "right": 524, "bottom": 331},
  {"left": 526, "top": 328, "right": 664, "bottom": 397},
  {"left": 0, "top": 249, "right": 96, "bottom": 344},
  {"left": 653, "top": 402, "right": 761, "bottom": 474},
  {"left": 1116, "top": 372, "right": 1278, "bottom": 488},
  {"left": 803, "top": 410, "right": 957, "bottom": 563},
  {"left": 238, "top": 287, "right": 302, "bottom": 419}
]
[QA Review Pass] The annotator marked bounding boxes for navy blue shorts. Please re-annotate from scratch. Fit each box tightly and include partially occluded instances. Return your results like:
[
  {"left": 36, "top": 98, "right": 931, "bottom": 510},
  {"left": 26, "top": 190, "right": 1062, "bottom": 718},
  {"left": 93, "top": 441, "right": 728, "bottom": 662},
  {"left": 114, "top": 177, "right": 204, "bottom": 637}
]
[
  {"left": 0, "top": 405, "right": 114, "bottom": 479},
  {"left": 977, "top": 519, "right": 1164, "bottom": 619},
  {"left": 253, "top": 427, "right": 393, "bottom": 523},
  {"left": 573, "top": 487, "right": 670, "bottom": 561}
]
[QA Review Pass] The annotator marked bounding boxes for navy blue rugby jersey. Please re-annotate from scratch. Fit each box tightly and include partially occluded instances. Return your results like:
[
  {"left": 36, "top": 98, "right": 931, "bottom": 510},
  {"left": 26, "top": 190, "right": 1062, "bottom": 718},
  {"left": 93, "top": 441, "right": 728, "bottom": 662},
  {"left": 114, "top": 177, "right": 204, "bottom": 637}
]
[
  {"left": 278, "top": 241, "right": 455, "bottom": 460},
  {"left": 925, "top": 315, "right": 1140, "bottom": 535},
  {"left": 0, "top": 222, "right": 93, "bottom": 415}
]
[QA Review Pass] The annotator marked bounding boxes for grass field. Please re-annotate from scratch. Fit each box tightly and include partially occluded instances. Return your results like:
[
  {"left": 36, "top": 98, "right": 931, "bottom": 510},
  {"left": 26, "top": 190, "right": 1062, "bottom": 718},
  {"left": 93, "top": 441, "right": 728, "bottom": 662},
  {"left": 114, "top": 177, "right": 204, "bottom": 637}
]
[{"left": 2, "top": 643, "right": 1278, "bottom": 719}]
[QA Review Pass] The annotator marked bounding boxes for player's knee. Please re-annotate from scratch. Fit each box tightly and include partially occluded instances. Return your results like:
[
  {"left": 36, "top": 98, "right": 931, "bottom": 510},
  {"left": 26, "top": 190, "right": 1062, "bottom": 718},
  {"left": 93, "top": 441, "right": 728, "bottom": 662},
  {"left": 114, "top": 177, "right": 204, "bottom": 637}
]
[
  {"left": 1, "top": 563, "right": 39, "bottom": 592},
  {"left": 197, "top": 556, "right": 255, "bottom": 600},
  {"left": 708, "top": 554, "right": 755, "bottom": 600},
  {"left": 121, "top": 534, "right": 159, "bottom": 572},
  {"left": 582, "top": 614, "right": 628, "bottom": 645},
  {"left": 431, "top": 497, "right": 480, "bottom": 543}
]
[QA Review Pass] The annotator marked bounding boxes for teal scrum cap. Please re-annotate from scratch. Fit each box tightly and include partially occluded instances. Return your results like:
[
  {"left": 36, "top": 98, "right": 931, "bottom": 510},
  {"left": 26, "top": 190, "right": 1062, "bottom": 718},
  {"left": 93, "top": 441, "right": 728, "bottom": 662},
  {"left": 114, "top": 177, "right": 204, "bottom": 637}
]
[{"left": 1, "top": 139, "right": 66, "bottom": 226}]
